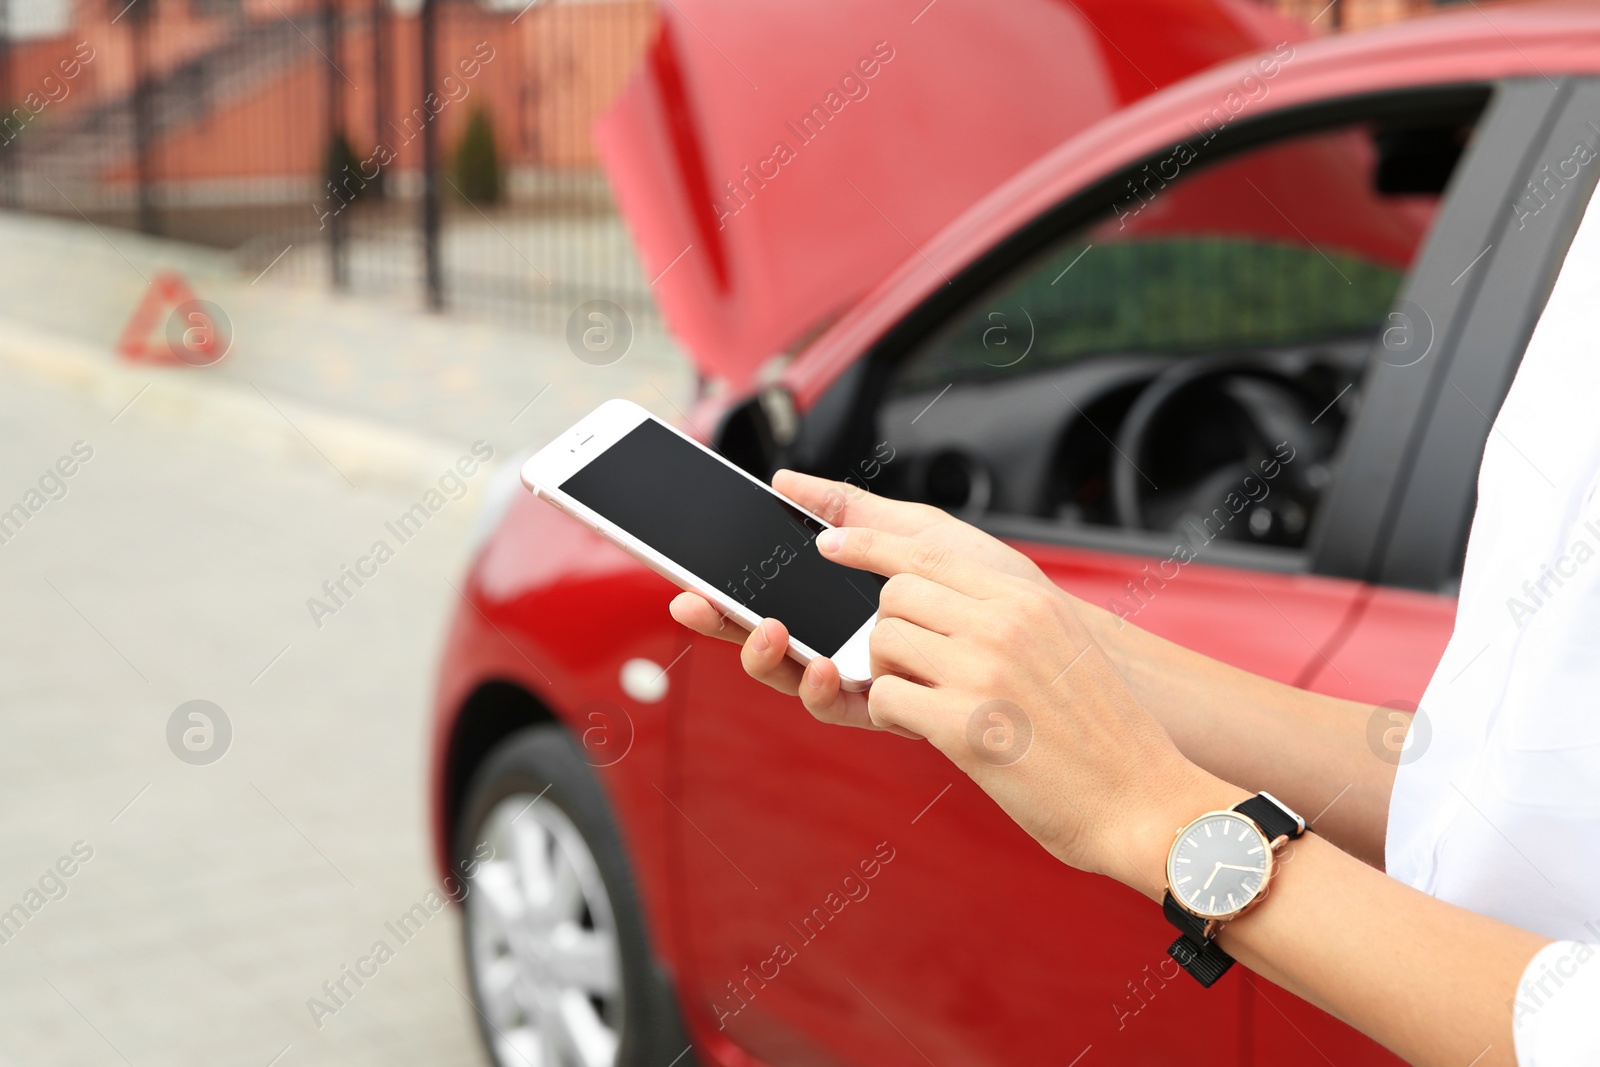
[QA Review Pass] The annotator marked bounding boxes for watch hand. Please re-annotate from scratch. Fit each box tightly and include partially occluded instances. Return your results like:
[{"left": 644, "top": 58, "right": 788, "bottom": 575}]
[
  {"left": 1216, "top": 863, "right": 1265, "bottom": 874},
  {"left": 1202, "top": 861, "right": 1223, "bottom": 891}
]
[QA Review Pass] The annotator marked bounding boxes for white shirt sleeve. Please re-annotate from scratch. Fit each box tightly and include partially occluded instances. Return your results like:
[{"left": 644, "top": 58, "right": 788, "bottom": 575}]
[{"left": 1513, "top": 940, "right": 1600, "bottom": 1066}]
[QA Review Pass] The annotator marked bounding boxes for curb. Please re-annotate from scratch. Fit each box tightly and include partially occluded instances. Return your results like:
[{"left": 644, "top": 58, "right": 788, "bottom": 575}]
[{"left": 0, "top": 316, "right": 478, "bottom": 498}]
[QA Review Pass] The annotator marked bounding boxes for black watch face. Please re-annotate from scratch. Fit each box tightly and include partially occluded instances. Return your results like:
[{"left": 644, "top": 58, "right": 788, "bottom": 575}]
[{"left": 1168, "top": 812, "right": 1271, "bottom": 919}]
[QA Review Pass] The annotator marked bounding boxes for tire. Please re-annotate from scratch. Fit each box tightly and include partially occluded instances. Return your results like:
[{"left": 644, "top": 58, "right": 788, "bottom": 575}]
[{"left": 455, "top": 725, "right": 696, "bottom": 1067}]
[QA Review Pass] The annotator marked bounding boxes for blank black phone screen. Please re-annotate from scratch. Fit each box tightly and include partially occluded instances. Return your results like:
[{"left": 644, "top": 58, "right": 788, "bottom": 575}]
[{"left": 560, "top": 418, "right": 882, "bottom": 654}]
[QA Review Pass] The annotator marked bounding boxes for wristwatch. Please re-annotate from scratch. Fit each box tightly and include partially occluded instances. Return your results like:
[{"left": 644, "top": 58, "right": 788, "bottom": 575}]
[{"left": 1162, "top": 791, "right": 1308, "bottom": 987}]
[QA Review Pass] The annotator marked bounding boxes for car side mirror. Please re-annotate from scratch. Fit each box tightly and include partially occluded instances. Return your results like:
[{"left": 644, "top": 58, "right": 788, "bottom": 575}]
[
  {"left": 713, "top": 387, "right": 796, "bottom": 478},
  {"left": 1373, "top": 125, "right": 1465, "bottom": 196}
]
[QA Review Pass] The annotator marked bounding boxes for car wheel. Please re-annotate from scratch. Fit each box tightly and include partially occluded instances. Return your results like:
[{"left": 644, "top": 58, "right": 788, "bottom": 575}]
[{"left": 456, "top": 725, "right": 693, "bottom": 1067}]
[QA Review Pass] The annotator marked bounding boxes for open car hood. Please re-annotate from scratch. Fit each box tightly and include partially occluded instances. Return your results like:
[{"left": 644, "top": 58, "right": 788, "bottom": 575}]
[{"left": 596, "top": 0, "right": 1306, "bottom": 389}]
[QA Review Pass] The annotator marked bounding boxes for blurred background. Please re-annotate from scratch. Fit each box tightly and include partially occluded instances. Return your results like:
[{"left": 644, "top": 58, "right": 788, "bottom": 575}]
[
  {"left": 0, "top": 0, "right": 660, "bottom": 327},
  {"left": 0, "top": 0, "right": 1532, "bottom": 1065}
]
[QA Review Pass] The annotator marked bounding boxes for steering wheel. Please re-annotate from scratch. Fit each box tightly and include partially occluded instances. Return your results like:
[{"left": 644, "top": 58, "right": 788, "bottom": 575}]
[{"left": 1108, "top": 358, "right": 1335, "bottom": 547}]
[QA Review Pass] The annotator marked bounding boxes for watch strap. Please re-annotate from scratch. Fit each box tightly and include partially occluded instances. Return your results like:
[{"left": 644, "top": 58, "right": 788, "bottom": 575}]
[
  {"left": 1234, "top": 791, "right": 1307, "bottom": 843},
  {"left": 1162, "top": 890, "right": 1209, "bottom": 941},
  {"left": 1162, "top": 892, "right": 1235, "bottom": 987},
  {"left": 1167, "top": 932, "right": 1235, "bottom": 987}
]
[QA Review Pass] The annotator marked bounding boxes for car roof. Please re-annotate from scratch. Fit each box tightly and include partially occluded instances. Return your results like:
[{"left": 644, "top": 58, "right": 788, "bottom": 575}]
[{"left": 784, "top": 0, "right": 1600, "bottom": 406}]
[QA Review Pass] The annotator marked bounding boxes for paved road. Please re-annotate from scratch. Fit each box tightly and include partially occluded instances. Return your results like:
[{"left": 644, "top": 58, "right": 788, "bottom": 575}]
[{"left": 0, "top": 370, "right": 494, "bottom": 1066}]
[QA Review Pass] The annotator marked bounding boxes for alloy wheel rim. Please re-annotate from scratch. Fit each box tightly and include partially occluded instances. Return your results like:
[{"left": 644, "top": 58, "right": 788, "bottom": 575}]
[{"left": 466, "top": 793, "right": 624, "bottom": 1067}]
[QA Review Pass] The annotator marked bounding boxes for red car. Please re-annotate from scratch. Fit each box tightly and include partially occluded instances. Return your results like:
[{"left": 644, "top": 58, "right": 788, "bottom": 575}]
[{"left": 432, "top": 4, "right": 1600, "bottom": 1065}]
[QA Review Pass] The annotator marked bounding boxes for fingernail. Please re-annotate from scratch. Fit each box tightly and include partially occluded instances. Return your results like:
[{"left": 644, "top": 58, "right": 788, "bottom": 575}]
[
  {"left": 805, "top": 662, "right": 824, "bottom": 689},
  {"left": 751, "top": 620, "right": 771, "bottom": 653},
  {"left": 817, "top": 528, "right": 846, "bottom": 554}
]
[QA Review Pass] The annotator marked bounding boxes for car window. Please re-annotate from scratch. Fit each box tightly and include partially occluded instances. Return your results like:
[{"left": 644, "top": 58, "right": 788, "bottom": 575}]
[{"left": 875, "top": 112, "right": 1478, "bottom": 554}]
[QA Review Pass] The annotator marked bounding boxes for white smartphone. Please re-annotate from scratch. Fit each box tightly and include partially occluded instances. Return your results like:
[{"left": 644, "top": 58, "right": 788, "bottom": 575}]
[{"left": 520, "top": 399, "right": 881, "bottom": 689}]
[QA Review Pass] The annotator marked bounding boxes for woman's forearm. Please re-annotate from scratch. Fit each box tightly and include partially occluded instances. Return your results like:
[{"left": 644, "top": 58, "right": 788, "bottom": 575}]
[
  {"left": 1079, "top": 598, "right": 1396, "bottom": 867},
  {"left": 1226, "top": 835, "right": 1544, "bottom": 1067}
]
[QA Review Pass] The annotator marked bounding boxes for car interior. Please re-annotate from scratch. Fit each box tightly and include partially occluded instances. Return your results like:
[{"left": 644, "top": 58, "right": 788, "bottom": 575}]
[{"left": 729, "top": 92, "right": 1491, "bottom": 570}]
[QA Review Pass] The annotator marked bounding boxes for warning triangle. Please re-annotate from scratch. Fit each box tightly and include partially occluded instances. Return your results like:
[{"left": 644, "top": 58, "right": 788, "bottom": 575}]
[{"left": 116, "top": 271, "right": 202, "bottom": 364}]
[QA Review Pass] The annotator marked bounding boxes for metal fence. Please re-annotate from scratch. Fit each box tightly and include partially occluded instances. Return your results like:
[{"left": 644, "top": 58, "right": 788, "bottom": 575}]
[{"left": 0, "top": 0, "right": 659, "bottom": 333}]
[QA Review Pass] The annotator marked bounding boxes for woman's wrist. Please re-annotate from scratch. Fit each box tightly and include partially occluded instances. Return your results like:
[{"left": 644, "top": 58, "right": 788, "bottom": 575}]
[
  {"left": 1065, "top": 590, "right": 1150, "bottom": 697},
  {"left": 1110, "top": 763, "right": 1252, "bottom": 904}
]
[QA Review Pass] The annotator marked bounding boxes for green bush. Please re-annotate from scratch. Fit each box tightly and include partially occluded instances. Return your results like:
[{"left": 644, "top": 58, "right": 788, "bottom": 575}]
[{"left": 453, "top": 106, "right": 501, "bottom": 205}]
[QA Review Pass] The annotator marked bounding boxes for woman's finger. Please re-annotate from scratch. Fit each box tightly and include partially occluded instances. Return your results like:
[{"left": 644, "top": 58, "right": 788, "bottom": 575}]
[
  {"left": 864, "top": 672, "right": 941, "bottom": 738},
  {"left": 799, "top": 658, "right": 923, "bottom": 738},
  {"left": 773, "top": 469, "right": 930, "bottom": 533},
  {"left": 818, "top": 526, "right": 1004, "bottom": 598},
  {"left": 792, "top": 657, "right": 875, "bottom": 729},
  {"left": 877, "top": 573, "right": 969, "bottom": 636},
  {"left": 869, "top": 616, "right": 962, "bottom": 686},
  {"left": 740, "top": 617, "right": 806, "bottom": 696},
  {"left": 668, "top": 592, "right": 747, "bottom": 646}
]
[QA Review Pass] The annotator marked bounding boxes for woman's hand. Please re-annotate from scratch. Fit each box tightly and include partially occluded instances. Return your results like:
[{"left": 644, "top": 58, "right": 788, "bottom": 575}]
[
  {"left": 668, "top": 470, "right": 1053, "bottom": 735},
  {"left": 813, "top": 524, "right": 1230, "bottom": 886}
]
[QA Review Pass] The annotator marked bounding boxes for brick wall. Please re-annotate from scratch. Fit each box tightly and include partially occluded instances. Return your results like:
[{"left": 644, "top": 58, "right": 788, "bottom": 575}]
[{"left": 1269, "top": 0, "right": 1532, "bottom": 32}]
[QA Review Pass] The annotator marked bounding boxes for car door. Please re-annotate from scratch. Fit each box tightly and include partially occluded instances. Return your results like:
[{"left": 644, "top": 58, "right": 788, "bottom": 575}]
[{"left": 673, "top": 82, "right": 1526, "bottom": 1067}]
